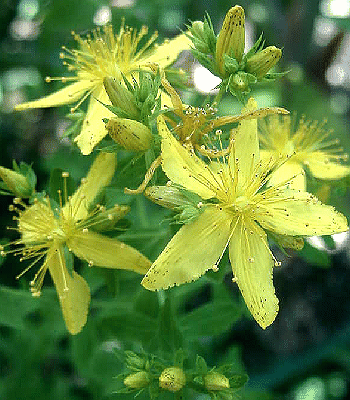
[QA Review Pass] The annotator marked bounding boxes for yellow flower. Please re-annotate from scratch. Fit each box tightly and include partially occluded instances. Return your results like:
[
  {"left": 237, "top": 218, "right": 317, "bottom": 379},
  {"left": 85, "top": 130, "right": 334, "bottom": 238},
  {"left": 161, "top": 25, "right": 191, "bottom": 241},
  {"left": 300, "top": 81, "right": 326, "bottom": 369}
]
[
  {"left": 142, "top": 99, "right": 348, "bottom": 329},
  {"left": 158, "top": 68, "right": 289, "bottom": 156},
  {"left": 259, "top": 114, "right": 350, "bottom": 190},
  {"left": 1, "top": 153, "right": 151, "bottom": 334},
  {"left": 15, "top": 22, "right": 191, "bottom": 155}
]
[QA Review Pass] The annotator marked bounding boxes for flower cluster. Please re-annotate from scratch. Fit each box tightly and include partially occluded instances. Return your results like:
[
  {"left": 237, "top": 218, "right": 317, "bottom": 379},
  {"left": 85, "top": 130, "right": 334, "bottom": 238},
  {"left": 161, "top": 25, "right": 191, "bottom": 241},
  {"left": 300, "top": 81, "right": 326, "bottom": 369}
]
[{"left": 5, "top": 5, "right": 349, "bottom": 338}]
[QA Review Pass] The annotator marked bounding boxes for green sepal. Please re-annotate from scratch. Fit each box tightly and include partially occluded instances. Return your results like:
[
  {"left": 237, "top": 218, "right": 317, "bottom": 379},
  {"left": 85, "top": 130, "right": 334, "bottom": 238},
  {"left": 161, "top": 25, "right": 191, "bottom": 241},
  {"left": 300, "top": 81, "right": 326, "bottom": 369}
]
[
  {"left": 63, "top": 111, "right": 85, "bottom": 138},
  {"left": 196, "top": 356, "right": 208, "bottom": 375},
  {"left": 228, "top": 374, "right": 249, "bottom": 389},
  {"left": 223, "top": 54, "right": 239, "bottom": 75}
]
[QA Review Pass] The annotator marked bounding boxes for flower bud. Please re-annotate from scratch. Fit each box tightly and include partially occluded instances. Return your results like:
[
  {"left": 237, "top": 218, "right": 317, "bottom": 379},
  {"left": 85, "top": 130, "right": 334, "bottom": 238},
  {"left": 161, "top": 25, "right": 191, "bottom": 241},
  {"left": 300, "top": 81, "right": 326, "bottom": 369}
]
[
  {"left": 216, "top": 6, "right": 245, "bottom": 76},
  {"left": 159, "top": 367, "right": 186, "bottom": 392},
  {"left": 204, "top": 372, "right": 230, "bottom": 391},
  {"left": 137, "top": 72, "right": 154, "bottom": 103},
  {"left": 245, "top": 46, "right": 282, "bottom": 79},
  {"left": 0, "top": 166, "right": 33, "bottom": 198},
  {"left": 228, "top": 71, "right": 250, "bottom": 93},
  {"left": 106, "top": 118, "right": 152, "bottom": 151},
  {"left": 103, "top": 77, "right": 139, "bottom": 120},
  {"left": 191, "top": 21, "right": 205, "bottom": 38},
  {"left": 124, "top": 371, "right": 151, "bottom": 389}
]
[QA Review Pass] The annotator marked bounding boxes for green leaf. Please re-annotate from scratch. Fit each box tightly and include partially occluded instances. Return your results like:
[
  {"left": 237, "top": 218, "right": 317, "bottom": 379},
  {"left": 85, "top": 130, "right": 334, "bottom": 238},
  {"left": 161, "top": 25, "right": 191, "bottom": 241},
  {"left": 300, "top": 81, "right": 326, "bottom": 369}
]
[
  {"left": 0, "top": 286, "right": 39, "bottom": 330},
  {"left": 157, "top": 293, "right": 183, "bottom": 356},
  {"left": 179, "top": 300, "right": 242, "bottom": 338}
]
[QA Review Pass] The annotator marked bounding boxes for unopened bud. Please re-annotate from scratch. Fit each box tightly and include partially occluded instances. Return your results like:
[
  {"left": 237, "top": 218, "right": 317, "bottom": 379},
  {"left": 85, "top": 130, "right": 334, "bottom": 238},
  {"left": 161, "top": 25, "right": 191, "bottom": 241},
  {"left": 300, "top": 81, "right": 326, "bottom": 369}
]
[
  {"left": 137, "top": 72, "right": 154, "bottom": 103},
  {"left": 191, "top": 21, "right": 205, "bottom": 38},
  {"left": 124, "top": 371, "right": 151, "bottom": 389},
  {"left": 204, "top": 372, "right": 230, "bottom": 391},
  {"left": 103, "top": 77, "right": 139, "bottom": 120},
  {"left": 0, "top": 166, "right": 33, "bottom": 198},
  {"left": 159, "top": 367, "right": 186, "bottom": 392},
  {"left": 246, "top": 46, "right": 282, "bottom": 79},
  {"left": 228, "top": 71, "right": 250, "bottom": 93},
  {"left": 106, "top": 118, "right": 152, "bottom": 151},
  {"left": 216, "top": 6, "right": 245, "bottom": 76}
]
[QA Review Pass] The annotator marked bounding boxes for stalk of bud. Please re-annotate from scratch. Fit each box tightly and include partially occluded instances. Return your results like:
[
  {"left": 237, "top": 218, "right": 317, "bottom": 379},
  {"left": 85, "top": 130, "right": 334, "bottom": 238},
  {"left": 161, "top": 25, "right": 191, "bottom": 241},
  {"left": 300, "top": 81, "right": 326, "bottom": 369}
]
[
  {"left": 105, "top": 118, "right": 152, "bottom": 151},
  {"left": 159, "top": 367, "right": 186, "bottom": 392},
  {"left": 216, "top": 5, "right": 245, "bottom": 76},
  {"left": 204, "top": 372, "right": 230, "bottom": 391},
  {"left": 245, "top": 46, "right": 282, "bottom": 79},
  {"left": 124, "top": 371, "right": 151, "bottom": 389}
]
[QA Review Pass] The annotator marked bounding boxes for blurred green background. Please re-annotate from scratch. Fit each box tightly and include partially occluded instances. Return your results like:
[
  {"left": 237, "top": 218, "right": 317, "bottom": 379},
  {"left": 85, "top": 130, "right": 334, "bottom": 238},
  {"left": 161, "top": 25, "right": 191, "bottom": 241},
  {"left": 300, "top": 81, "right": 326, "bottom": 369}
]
[{"left": 1, "top": 0, "right": 350, "bottom": 399}]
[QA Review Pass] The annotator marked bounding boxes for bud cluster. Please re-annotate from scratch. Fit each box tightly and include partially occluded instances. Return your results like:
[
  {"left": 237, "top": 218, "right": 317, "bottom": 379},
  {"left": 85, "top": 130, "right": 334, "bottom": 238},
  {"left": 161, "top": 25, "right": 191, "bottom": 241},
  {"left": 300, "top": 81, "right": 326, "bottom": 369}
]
[
  {"left": 103, "top": 70, "right": 162, "bottom": 151},
  {"left": 188, "top": 5, "right": 284, "bottom": 101},
  {"left": 117, "top": 350, "right": 247, "bottom": 399}
]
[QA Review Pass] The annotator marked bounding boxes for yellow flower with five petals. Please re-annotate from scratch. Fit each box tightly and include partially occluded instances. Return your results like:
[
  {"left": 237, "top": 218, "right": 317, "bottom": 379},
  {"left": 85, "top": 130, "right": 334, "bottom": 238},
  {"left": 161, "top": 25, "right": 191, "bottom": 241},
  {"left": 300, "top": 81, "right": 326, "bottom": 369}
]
[
  {"left": 1, "top": 152, "right": 151, "bottom": 334},
  {"left": 142, "top": 99, "right": 348, "bottom": 329},
  {"left": 259, "top": 114, "right": 350, "bottom": 190},
  {"left": 15, "top": 22, "right": 190, "bottom": 155}
]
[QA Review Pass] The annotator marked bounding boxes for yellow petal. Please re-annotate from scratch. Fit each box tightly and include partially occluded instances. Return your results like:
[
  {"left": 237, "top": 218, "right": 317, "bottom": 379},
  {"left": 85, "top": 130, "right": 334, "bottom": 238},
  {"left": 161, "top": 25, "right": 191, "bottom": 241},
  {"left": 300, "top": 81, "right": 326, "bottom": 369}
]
[
  {"left": 142, "top": 206, "right": 232, "bottom": 290},
  {"left": 268, "top": 159, "right": 306, "bottom": 191},
  {"left": 15, "top": 80, "right": 93, "bottom": 110},
  {"left": 68, "top": 230, "right": 151, "bottom": 274},
  {"left": 229, "top": 216, "right": 278, "bottom": 329},
  {"left": 47, "top": 245, "right": 90, "bottom": 335},
  {"left": 145, "top": 33, "right": 191, "bottom": 67},
  {"left": 256, "top": 189, "right": 348, "bottom": 236},
  {"left": 306, "top": 152, "right": 350, "bottom": 180},
  {"left": 74, "top": 87, "right": 115, "bottom": 155},
  {"left": 63, "top": 152, "right": 116, "bottom": 221},
  {"left": 158, "top": 116, "right": 221, "bottom": 199},
  {"left": 229, "top": 98, "right": 260, "bottom": 194}
]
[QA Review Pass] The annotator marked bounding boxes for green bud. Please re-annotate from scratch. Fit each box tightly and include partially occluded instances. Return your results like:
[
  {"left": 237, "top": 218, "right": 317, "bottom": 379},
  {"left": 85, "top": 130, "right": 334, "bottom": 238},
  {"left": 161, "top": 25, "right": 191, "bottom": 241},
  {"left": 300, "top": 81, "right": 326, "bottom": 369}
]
[
  {"left": 103, "top": 77, "right": 139, "bottom": 120},
  {"left": 145, "top": 185, "right": 203, "bottom": 224},
  {"left": 159, "top": 367, "right": 186, "bottom": 392},
  {"left": 105, "top": 118, "right": 152, "bottom": 151},
  {"left": 124, "top": 371, "right": 151, "bottom": 389},
  {"left": 137, "top": 72, "right": 154, "bottom": 103},
  {"left": 204, "top": 372, "right": 230, "bottom": 391},
  {"left": 124, "top": 351, "right": 146, "bottom": 370},
  {"left": 191, "top": 21, "right": 205, "bottom": 38},
  {"left": 0, "top": 165, "right": 34, "bottom": 198},
  {"left": 216, "top": 6, "right": 245, "bottom": 77},
  {"left": 144, "top": 185, "right": 195, "bottom": 210},
  {"left": 245, "top": 46, "right": 282, "bottom": 79},
  {"left": 228, "top": 71, "right": 250, "bottom": 93}
]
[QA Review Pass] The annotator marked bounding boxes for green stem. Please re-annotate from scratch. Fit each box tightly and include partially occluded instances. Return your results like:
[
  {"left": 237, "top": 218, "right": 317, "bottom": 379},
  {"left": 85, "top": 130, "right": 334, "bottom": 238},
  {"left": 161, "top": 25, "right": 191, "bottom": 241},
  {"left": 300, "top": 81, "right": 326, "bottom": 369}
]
[{"left": 212, "top": 85, "right": 225, "bottom": 106}]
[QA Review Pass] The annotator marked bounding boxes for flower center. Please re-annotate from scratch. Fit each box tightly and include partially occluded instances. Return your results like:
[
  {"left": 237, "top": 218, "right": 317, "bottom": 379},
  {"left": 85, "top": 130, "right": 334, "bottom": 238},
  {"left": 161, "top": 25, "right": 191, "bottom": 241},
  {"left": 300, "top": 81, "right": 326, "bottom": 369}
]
[{"left": 234, "top": 195, "right": 251, "bottom": 212}]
